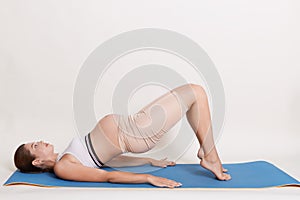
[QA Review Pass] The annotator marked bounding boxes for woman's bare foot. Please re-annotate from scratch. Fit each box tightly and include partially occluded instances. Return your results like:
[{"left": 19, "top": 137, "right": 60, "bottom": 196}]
[
  {"left": 200, "top": 158, "right": 231, "bottom": 180},
  {"left": 197, "top": 148, "right": 231, "bottom": 180}
]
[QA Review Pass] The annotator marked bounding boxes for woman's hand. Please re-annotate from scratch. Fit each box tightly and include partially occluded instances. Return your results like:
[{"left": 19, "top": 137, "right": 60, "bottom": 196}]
[
  {"left": 150, "top": 157, "right": 176, "bottom": 168},
  {"left": 147, "top": 175, "right": 182, "bottom": 188}
]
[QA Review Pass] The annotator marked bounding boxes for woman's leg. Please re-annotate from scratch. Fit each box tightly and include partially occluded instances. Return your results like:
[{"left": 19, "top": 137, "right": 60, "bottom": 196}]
[
  {"left": 117, "top": 83, "right": 230, "bottom": 180},
  {"left": 185, "top": 84, "right": 231, "bottom": 180}
]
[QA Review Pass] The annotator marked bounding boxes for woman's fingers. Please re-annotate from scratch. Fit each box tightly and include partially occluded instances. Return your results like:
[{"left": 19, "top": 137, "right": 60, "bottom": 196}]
[
  {"left": 148, "top": 175, "right": 182, "bottom": 188},
  {"left": 169, "top": 161, "right": 176, "bottom": 165},
  {"left": 159, "top": 178, "right": 182, "bottom": 188},
  {"left": 161, "top": 161, "right": 176, "bottom": 168},
  {"left": 151, "top": 158, "right": 176, "bottom": 168},
  {"left": 161, "top": 157, "right": 176, "bottom": 166}
]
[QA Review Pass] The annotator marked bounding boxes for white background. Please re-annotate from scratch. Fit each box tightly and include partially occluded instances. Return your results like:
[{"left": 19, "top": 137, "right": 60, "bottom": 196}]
[{"left": 0, "top": 0, "right": 299, "bottom": 199}]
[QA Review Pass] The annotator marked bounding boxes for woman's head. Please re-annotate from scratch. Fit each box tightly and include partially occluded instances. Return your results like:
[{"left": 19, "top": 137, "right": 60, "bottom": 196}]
[{"left": 14, "top": 141, "right": 57, "bottom": 173}]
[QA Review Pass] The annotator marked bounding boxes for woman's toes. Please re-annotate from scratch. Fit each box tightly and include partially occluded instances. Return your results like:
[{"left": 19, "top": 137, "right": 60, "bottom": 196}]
[
  {"left": 222, "top": 168, "right": 228, "bottom": 172},
  {"left": 218, "top": 173, "right": 231, "bottom": 181},
  {"left": 224, "top": 173, "right": 231, "bottom": 180}
]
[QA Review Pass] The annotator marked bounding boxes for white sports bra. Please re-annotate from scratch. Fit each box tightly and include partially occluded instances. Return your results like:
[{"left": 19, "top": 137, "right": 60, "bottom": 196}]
[{"left": 56, "top": 134, "right": 101, "bottom": 168}]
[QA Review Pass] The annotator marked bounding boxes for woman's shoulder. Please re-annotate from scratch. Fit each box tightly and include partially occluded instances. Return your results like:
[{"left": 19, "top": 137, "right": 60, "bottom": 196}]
[
  {"left": 55, "top": 153, "right": 82, "bottom": 167},
  {"left": 54, "top": 154, "right": 83, "bottom": 175}
]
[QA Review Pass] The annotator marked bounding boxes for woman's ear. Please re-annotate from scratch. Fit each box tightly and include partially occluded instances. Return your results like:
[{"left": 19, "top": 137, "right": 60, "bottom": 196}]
[{"left": 32, "top": 159, "right": 43, "bottom": 167}]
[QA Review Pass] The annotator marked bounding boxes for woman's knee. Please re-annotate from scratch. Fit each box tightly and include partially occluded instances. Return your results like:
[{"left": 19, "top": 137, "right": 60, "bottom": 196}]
[{"left": 189, "top": 84, "right": 207, "bottom": 100}]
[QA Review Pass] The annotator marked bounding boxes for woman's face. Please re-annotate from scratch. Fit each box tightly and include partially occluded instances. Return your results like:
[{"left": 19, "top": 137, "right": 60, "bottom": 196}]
[{"left": 24, "top": 140, "right": 55, "bottom": 160}]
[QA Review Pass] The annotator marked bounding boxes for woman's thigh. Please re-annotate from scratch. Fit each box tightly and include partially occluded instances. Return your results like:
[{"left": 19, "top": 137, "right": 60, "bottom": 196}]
[
  {"left": 137, "top": 84, "right": 197, "bottom": 133},
  {"left": 89, "top": 114, "right": 123, "bottom": 163},
  {"left": 117, "top": 84, "right": 197, "bottom": 153}
]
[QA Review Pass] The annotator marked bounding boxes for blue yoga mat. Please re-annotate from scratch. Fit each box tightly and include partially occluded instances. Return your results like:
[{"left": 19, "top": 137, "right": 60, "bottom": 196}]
[{"left": 3, "top": 161, "right": 300, "bottom": 189}]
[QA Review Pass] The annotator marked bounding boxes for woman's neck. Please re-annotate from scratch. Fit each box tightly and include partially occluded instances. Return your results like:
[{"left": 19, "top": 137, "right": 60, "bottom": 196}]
[{"left": 44, "top": 153, "right": 59, "bottom": 170}]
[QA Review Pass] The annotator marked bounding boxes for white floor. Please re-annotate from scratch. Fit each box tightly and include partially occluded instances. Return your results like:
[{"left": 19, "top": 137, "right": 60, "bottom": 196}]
[{"left": 1, "top": 187, "right": 300, "bottom": 200}]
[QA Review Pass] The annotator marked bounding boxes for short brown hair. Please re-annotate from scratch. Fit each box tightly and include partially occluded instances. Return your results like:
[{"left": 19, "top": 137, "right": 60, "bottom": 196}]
[{"left": 14, "top": 144, "right": 47, "bottom": 173}]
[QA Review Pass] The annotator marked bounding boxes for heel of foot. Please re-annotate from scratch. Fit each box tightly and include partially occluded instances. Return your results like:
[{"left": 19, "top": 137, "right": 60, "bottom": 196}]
[{"left": 197, "top": 148, "right": 204, "bottom": 159}]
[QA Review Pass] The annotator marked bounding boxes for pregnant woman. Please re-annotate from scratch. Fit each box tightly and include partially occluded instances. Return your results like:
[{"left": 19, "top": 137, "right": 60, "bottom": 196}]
[{"left": 14, "top": 83, "right": 231, "bottom": 188}]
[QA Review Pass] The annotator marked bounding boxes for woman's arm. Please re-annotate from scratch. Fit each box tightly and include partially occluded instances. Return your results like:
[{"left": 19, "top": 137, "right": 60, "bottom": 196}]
[
  {"left": 102, "top": 155, "right": 151, "bottom": 167},
  {"left": 54, "top": 159, "right": 181, "bottom": 188},
  {"left": 103, "top": 155, "right": 176, "bottom": 168}
]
